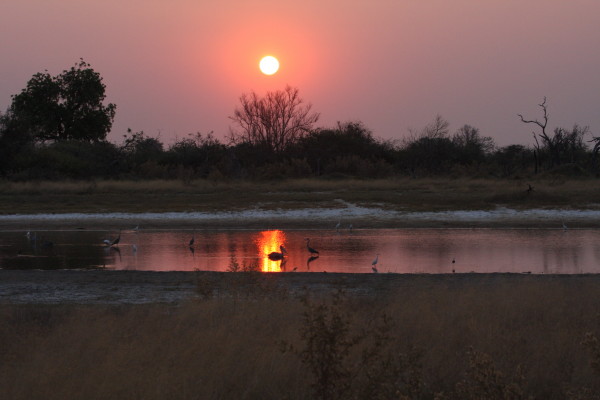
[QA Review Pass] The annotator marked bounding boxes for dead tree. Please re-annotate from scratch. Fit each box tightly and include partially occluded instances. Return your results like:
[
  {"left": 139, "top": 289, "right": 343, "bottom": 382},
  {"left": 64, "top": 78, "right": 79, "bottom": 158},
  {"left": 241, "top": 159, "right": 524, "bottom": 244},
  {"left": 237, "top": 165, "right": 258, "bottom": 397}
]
[{"left": 518, "top": 97, "right": 551, "bottom": 173}]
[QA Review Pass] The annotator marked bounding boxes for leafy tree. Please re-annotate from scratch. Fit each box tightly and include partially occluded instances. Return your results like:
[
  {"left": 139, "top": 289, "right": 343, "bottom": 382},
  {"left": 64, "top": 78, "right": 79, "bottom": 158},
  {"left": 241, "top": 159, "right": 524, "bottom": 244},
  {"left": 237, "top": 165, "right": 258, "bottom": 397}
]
[
  {"left": 292, "top": 121, "right": 395, "bottom": 176},
  {"left": 452, "top": 124, "right": 495, "bottom": 165},
  {"left": 229, "top": 85, "right": 319, "bottom": 153},
  {"left": 7, "top": 59, "right": 116, "bottom": 143},
  {"left": 163, "top": 132, "right": 227, "bottom": 178}
]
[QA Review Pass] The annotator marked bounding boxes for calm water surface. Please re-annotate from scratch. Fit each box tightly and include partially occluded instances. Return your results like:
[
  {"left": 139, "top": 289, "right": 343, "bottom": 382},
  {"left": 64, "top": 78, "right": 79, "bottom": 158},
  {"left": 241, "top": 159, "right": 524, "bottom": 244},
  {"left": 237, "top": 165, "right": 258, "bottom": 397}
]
[{"left": 1, "top": 228, "right": 599, "bottom": 274}]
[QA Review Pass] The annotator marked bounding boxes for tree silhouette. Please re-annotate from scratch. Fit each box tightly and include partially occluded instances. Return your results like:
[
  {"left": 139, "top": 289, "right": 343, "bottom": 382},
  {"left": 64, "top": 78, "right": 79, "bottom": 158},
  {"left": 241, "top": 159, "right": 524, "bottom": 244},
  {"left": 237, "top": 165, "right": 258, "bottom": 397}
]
[
  {"left": 229, "top": 86, "right": 319, "bottom": 153},
  {"left": 8, "top": 59, "right": 116, "bottom": 143}
]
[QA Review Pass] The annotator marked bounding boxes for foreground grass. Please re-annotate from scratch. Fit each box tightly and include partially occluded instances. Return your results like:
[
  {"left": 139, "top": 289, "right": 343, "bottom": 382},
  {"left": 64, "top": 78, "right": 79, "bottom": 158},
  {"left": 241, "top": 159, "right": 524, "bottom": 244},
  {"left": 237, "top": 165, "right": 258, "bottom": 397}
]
[
  {"left": 1, "top": 177, "right": 600, "bottom": 215},
  {"left": 2, "top": 275, "right": 600, "bottom": 399}
]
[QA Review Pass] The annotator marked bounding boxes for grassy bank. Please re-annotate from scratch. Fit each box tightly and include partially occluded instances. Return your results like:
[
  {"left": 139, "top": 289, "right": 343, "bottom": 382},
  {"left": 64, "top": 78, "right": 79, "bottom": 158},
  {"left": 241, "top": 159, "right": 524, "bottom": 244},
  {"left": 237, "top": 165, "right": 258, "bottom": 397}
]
[
  {"left": 2, "top": 274, "right": 600, "bottom": 399},
  {"left": 1, "top": 177, "right": 600, "bottom": 215}
]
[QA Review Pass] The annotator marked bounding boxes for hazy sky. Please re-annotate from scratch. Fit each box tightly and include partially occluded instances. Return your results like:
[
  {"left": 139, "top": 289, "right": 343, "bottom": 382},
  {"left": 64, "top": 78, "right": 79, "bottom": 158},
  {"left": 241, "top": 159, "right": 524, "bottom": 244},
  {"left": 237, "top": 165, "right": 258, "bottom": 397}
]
[{"left": 1, "top": 0, "right": 599, "bottom": 147}]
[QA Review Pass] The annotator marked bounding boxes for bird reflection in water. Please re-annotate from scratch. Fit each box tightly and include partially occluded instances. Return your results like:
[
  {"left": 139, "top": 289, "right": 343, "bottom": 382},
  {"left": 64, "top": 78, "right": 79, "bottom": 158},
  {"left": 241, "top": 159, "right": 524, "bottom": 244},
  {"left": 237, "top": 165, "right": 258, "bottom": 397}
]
[{"left": 306, "top": 255, "right": 319, "bottom": 270}]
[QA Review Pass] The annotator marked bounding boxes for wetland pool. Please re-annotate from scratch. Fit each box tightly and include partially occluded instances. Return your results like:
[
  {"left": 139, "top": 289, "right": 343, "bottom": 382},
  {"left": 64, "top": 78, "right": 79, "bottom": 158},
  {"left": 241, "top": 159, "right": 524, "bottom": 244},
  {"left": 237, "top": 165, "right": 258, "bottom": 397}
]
[{"left": 1, "top": 228, "right": 600, "bottom": 274}]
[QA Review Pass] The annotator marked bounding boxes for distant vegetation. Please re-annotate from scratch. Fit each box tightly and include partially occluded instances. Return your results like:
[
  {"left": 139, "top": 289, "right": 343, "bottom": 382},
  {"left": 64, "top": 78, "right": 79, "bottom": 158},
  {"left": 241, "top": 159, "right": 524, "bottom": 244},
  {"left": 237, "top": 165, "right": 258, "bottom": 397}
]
[{"left": 1, "top": 61, "right": 598, "bottom": 181}]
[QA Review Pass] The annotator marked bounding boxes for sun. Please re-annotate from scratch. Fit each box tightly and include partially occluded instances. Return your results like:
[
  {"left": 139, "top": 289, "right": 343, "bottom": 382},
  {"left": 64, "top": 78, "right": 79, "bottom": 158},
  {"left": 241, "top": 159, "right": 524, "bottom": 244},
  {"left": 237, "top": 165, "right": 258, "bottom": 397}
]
[{"left": 259, "top": 56, "right": 279, "bottom": 75}]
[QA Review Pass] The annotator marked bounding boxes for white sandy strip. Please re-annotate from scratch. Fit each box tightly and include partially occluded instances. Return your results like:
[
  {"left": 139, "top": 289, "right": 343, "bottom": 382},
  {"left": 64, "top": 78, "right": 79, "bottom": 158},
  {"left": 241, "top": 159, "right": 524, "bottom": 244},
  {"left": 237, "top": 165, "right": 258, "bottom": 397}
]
[{"left": 2, "top": 206, "right": 600, "bottom": 224}]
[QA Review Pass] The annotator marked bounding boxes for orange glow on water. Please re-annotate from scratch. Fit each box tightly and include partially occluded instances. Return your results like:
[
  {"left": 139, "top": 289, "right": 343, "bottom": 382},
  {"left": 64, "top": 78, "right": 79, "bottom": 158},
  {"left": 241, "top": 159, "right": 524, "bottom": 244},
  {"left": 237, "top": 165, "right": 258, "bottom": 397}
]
[{"left": 257, "top": 230, "right": 287, "bottom": 272}]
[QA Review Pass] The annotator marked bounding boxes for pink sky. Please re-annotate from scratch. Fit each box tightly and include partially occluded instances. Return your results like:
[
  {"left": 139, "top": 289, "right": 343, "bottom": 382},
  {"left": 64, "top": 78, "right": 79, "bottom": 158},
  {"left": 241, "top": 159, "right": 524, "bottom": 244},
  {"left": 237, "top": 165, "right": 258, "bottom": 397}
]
[{"left": 1, "top": 0, "right": 599, "bottom": 147}]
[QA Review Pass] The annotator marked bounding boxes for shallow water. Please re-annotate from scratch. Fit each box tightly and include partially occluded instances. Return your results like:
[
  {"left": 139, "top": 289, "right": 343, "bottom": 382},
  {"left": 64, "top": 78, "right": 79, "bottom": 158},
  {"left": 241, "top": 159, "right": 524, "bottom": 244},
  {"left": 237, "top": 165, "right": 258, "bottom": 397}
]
[{"left": 2, "top": 228, "right": 600, "bottom": 274}]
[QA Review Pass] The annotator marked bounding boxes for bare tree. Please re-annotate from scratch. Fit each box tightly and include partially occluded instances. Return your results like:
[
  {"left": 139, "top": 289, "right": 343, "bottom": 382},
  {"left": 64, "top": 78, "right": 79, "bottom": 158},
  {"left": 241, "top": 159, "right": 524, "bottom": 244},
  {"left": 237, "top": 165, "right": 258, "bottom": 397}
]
[
  {"left": 518, "top": 97, "right": 549, "bottom": 172},
  {"left": 229, "top": 86, "right": 319, "bottom": 153},
  {"left": 519, "top": 97, "right": 589, "bottom": 169}
]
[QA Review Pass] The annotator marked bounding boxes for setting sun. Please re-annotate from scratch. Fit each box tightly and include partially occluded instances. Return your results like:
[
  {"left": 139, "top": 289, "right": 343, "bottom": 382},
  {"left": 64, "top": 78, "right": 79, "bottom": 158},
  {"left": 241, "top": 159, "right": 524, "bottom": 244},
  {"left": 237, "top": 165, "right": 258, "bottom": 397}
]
[{"left": 259, "top": 56, "right": 279, "bottom": 75}]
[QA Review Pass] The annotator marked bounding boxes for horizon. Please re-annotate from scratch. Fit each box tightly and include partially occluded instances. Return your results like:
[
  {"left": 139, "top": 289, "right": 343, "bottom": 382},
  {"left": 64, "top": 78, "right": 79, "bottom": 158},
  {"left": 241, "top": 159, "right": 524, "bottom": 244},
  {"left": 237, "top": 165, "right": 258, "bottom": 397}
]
[{"left": 2, "top": 0, "right": 599, "bottom": 148}]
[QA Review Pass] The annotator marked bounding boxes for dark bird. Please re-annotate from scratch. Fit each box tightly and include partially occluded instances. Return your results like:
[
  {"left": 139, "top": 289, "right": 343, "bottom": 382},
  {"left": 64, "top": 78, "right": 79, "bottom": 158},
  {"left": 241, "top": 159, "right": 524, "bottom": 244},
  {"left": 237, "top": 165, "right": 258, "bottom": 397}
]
[
  {"left": 371, "top": 254, "right": 380, "bottom": 273},
  {"left": 189, "top": 234, "right": 195, "bottom": 247},
  {"left": 111, "top": 231, "right": 121, "bottom": 247},
  {"left": 268, "top": 251, "right": 284, "bottom": 261},
  {"left": 526, "top": 184, "right": 534, "bottom": 194},
  {"left": 305, "top": 238, "right": 319, "bottom": 255}
]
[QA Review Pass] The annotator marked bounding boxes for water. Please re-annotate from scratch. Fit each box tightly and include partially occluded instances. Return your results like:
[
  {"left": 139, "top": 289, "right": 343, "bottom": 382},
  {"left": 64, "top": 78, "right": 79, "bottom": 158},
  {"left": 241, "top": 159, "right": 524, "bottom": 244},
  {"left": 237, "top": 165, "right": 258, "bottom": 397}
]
[{"left": 2, "top": 228, "right": 600, "bottom": 274}]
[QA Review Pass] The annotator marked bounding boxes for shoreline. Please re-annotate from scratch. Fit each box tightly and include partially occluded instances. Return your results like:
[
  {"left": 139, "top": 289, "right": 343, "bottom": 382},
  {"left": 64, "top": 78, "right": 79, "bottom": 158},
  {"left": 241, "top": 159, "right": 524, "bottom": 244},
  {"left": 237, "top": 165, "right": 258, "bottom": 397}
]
[
  {"left": 1, "top": 269, "right": 598, "bottom": 305},
  {"left": 2, "top": 206, "right": 600, "bottom": 230}
]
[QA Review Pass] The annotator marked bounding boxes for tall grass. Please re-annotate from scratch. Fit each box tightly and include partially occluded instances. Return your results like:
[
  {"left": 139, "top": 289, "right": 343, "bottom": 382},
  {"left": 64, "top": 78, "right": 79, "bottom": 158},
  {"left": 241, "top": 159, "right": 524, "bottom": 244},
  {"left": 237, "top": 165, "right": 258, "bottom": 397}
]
[
  {"left": 2, "top": 275, "right": 600, "bottom": 399},
  {"left": 1, "top": 177, "right": 600, "bottom": 217}
]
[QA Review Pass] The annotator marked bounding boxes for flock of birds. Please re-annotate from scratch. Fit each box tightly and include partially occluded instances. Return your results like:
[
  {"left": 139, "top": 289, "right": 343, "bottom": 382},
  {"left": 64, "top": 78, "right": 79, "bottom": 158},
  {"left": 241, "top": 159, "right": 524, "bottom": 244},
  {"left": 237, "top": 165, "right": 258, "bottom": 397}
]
[{"left": 23, "top": 218, "right": 572, "bottom": 273}]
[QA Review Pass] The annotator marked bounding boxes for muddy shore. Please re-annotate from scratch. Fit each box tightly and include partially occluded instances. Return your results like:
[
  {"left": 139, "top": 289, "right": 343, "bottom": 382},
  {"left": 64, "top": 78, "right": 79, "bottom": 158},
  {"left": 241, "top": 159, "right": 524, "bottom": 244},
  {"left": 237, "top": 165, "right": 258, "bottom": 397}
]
[{"left": 1, "top": 269, "right": 598, "bottom": 305}]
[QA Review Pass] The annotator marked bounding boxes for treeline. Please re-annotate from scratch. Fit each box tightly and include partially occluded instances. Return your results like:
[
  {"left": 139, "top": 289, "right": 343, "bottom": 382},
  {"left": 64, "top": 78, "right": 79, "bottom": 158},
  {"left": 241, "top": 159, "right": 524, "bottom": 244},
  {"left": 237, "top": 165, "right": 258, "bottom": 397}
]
[
  {"left": 1, "top": 61, "right": 598, "bottom": 181},
  {"left": 1, "top": 121, "right": 597, "bottom": 181}
]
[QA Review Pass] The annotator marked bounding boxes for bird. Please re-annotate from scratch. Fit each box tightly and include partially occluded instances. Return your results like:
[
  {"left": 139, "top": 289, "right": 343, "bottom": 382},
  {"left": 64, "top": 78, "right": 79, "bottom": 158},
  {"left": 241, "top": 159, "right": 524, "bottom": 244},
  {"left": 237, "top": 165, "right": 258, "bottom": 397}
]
[
  {"left": 189, "top": 234, "right": 195, "bottom": 247},
  {"left": 111, "top": 231, "right": 121, "bottom": 247},
  {"left": 103, "top": 239, "right": 112, "bottom": 246},
  {"left": 348, "top": 224, "right": 353, "bottom": 232},
  {"left": 268, "top": 251, "right": 284, "bottom": 261},
  {"left": 132, "top": 244, "right": 137, "bottom": 253},
  {"left": 133, "top": 225, "right": 139, "bottom": 232},
  {"left": 305, "top": 238, "right": 319, "bottom": 255},
  {"left": 335, "top": 220, "right": 341, "bottom": 232},
  {"left": 526, "top": 184, "right": 534, "bottom": 194},
  {"left": 452, "top": 258, "right": 455, "bottom": 264},
  {"left": 372, "top": 254, "right": 379, "bottom": 273},
  {"left": 562, "top": 222, "right": 568, "bottom": 231}
]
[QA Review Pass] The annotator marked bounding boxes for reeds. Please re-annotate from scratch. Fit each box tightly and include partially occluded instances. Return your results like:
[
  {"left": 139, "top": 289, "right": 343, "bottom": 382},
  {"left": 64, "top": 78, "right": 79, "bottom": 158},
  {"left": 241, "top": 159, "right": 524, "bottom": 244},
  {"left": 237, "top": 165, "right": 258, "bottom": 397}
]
[{"left": 2, "top": 275, "right": 600, "bottom": 399}]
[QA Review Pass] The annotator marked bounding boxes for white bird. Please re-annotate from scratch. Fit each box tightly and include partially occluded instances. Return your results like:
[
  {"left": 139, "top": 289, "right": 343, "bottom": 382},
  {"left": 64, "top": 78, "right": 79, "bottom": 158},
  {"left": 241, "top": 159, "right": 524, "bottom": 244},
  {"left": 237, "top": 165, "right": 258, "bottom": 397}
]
[
  {"left": 371, "top": 254, "right": 379, "bottom": 273},
  {"left": 562, "top": 222, "right": 568, "bottom": 231}
]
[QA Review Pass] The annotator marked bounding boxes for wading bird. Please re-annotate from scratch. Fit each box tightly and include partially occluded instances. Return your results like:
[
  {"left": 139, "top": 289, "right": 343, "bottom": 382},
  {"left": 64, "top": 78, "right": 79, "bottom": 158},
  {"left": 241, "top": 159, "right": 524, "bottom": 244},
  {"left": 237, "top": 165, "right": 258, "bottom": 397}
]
[
  {"left": 372, "top": 254, "right": 379, "bottom": 273},
  {"left": 268, "top": 251, "right": 284, "bottom": 261},
  {"left": 189, "top": 233, "right": 195, "bottom": 247},
  {"left": 335, "top": 220, "right": 341, "bottom": 232},
  {"left": 111, "top": 231, "right": 121, "bottom": 247},
  {"left": 305, "top": 238, "right": 319, "bottom": 255}
]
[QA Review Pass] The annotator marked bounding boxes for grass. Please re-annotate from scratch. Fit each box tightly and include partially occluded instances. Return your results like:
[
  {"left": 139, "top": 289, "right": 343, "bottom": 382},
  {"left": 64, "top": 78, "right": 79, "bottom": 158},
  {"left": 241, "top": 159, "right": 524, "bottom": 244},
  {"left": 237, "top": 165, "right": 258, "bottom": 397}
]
[
  {"left": 1, "top": 177, "right": 600, "bottom": 216},
  {"left": 2, "top": 274, "right": 600, "bottom": 399}
]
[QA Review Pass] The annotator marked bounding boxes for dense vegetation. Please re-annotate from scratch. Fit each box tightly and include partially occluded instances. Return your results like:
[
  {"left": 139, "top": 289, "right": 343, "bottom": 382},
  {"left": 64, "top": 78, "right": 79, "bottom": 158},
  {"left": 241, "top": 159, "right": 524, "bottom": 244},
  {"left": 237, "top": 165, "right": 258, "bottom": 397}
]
[{"left": 1, "top": 62, "right": 598, "bottom": 181}]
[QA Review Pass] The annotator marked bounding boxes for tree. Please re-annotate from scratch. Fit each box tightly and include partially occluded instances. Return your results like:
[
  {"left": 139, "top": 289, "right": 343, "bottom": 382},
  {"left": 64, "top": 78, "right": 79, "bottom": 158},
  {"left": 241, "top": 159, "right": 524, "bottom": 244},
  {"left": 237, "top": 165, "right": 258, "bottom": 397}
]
[
  {"left": 452, "top": 124, "right": 495, "bottom": 165},
  {"left": 518, "top": 97, "right": 589, "bottom": 169},
  {"left": 7, "top": 59, "right": 116, "bottom": 143},
  {"left": 229, "top": 85, "right": 319, "bottom": 153}
]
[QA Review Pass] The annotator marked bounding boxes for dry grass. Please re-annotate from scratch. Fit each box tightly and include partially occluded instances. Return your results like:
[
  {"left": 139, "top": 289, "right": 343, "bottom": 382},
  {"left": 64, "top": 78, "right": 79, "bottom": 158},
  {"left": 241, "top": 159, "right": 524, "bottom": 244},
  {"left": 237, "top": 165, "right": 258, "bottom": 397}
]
[
  {"left": 2, "top": 275, "right": 600, "bottom": 399},
  {"left": 1, "top": 177, "right": 600, "bottom": 216}
]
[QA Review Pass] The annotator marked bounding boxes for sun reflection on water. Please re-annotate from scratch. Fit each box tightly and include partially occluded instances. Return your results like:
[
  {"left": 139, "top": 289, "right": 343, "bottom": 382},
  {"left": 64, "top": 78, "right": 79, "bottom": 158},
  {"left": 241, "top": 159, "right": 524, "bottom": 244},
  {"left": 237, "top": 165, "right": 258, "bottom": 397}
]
[{"left": 256, "top": 230, "right": 287, "bottom": 272}]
